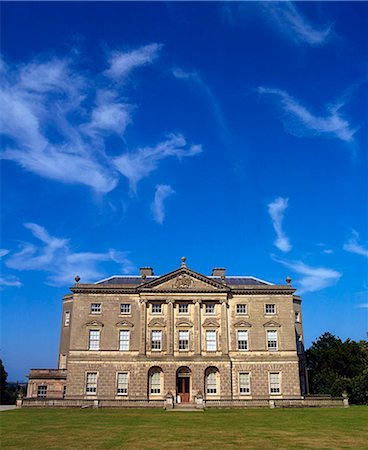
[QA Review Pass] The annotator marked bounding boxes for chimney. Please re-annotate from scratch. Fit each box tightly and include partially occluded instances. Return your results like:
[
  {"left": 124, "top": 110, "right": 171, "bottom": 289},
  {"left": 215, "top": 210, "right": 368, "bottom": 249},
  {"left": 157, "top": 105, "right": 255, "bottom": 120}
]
[
  {"left": 140, "top": 267, "right": 154, "bottom": 279},
  {"left": 211, "top": 268, "right": 226, "bottom": 279}
]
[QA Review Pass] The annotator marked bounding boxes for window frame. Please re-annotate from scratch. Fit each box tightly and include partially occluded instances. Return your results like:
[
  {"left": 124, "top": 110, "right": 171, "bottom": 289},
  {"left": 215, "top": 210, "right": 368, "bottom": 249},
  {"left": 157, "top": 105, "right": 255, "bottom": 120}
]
[
  {"left": 239, "top": 372, "right": 251, "bottom": 395},
  {"left": 205, "top": 330, "right": 217, "bottom": 352},
  {"left": 265, "top": 304, "right": 276, "bottom": 315},
  {"left": 269, "top": 372, "right": 281, "bottom": 395},
  {"left": 150, "top": 370, "right": 161, "bottom": 395},
  {"left": 120, "top": 303, "right": 131, "bottom": 315},
  {"left": 205, "top": 303, "right": 215, "bottom": 315},
  {"left": 205, "top": 369, "right": 218, "bottom": 395},
  {"left": 89, "top": 329, "right": 100, "bottom": 351},
  {"left": 151, "top": 303, "right": 162, "bottom": 314},
  {"left": 116, "top": 372, "right": 129, "bottom": 396},
  {"left": 64, "top": 311, "right": 70, "bottom": 327},
  {"left": 236, "top": 304, "right": 248, "bottom": 315},
  {"left": 237, "top": 330, "right": 249, "bottom": 351},
  {"left": 267, "top": 330, "right": 278, "bottom": 351},
  {"left": 90, "top": 303, "right": 102, "bottom": 315},
  {"left": 178, "top": 303, "right": 189, "bottom": 314},
  {"left": 151, "top": 330, "right": 162, "bottom": 351},
  {"left": 119, "top": 330, "right": 130, "bottom": 351},
  {"left": 85, "top": 372, "right": 98, "bottom": 395},
  {"left": 178, "top": 330, "right": 189, "bottom": 351},
  {"left": 37, "top": 385, "right": 47, "bottom": 398}
]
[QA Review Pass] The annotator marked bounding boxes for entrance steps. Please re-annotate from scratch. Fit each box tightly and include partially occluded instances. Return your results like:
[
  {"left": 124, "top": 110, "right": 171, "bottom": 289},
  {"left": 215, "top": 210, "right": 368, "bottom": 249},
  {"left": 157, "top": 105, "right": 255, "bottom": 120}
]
[{"left": 168, "top": 403, "right": 204, "bottom": 412}]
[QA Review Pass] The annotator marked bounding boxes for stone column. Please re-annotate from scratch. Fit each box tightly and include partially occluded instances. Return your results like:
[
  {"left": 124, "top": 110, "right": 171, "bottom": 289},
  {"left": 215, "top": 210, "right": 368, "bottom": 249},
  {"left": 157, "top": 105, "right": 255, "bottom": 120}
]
[
  {"left": 194, "top": 300, "right": 202, "bottom": 355},
  {"left": 166, "top": 299, "right": 174, "bottom": 355},
  {"left": 221, "top": 299, "right": 229, "bottom": 355},
  {"left": 139, "top": 299, "right": 147, "bottom": 355}
]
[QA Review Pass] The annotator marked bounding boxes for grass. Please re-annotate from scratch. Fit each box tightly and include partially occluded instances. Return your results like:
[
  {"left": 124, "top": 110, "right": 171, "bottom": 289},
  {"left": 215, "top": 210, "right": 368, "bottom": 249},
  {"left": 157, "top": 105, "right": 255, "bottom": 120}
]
[{"left": 1, "top": 407, "right": 368, "bottom": 449}]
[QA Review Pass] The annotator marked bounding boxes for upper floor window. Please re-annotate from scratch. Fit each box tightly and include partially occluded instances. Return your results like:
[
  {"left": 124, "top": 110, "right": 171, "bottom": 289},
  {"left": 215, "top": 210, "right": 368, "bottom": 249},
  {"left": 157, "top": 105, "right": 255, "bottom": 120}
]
[
  {"left": 89, "top": 329, "right": 100, "bottom": 350},
  {"left": 205, "top": 304, "right": 215, "bottom": 314},
  {"left": 91, "top": 303, "right": 101, "bottom": 314},
  {"left": 236, "top": 304, "right": 247, "bottom": 315},
  {"left": 152, "top": 303, "right": 162, "bottom": 314},
  {"left": 37, "top": 385, "right": 47, "bottom": 398},
  {"left": 64, "top": 311, "right": 70, "bottom": 326},
  {"left": 267, "top": 330, "right": 278, "bottom": 351},
  {"left": 179, "top": 330, "right": 189, "bottom": 351},
  {"left": 120, "top": 304, "right": 131, "bottom": 315},
  {"left": 265, "top": 304, "right": 276, "bottom": 315},
  {"left": 206, "top": 330, "right": 217, "bottom": 351},
  {"left": 237, "top": 330, "right": 248, "bottom": 351},
  {"left": 178, "top": 303, "right": 189, "bottom": 314},
  {"left": 295, "top": 311, "right": 300, "bottom": 322},
  {"left": 117, "top": 373, "right": 128, "bottom": 395},
  {"left": 269, "top": 372, "right": 281, "bottom": 394},
  {"left": 119, "top": 330, "right": 130, "bottom": 351},
  {"left": 151, "top": 330, "right": 162, "bottom": 351},
  {"left": 85, "top": 372, "right": 97, "bottom": 394},
  {"left": 239, "top": 373, "right": 250, "bottom": 395}
]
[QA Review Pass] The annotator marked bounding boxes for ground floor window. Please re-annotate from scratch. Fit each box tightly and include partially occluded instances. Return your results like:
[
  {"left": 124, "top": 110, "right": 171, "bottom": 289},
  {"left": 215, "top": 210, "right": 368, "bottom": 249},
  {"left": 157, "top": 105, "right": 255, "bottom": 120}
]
[
  {"left": 149, "top": 368, "right": 162, "bottom": 394},
  {"left": 117, "top": 372, "right": 128, "bottom": 395},
  {"left": 85, "top": 372, "right": 97, "bottom": 394},
  {"left": 205, "top": 367, "right": 219, "bottom": 395},
  {"left": 269, "top": 372, "right": 281, "bottom": 394},
  {"left": 37, "top": 385, "right": 47, "bottom": 398},
  {"left": 239, "top": 372, "right": 250, "bottom": 394}
]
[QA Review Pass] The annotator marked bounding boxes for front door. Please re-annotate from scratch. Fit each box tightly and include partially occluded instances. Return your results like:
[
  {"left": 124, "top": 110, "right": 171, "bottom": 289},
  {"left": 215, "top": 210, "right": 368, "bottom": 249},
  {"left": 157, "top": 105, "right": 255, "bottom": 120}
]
[{"left": 177, "top": 376, "right": 190, "bottom": 403}]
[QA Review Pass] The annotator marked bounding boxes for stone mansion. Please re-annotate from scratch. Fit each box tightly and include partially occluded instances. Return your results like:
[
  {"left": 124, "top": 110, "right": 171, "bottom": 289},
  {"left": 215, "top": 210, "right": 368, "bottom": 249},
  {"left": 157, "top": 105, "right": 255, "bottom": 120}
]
[{"left": 26, "top": 258, "right": 311, "bottom": 408}]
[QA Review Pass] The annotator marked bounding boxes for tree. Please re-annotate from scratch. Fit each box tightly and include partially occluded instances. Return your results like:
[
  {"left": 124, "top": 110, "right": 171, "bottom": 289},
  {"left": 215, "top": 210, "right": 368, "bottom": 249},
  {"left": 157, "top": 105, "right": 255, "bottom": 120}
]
[
  {"left": 0, "top": 359, "right": 8, "bottom": 403},
  {"left": 306, "top": 333, "right": 368, "bottom": 404}
]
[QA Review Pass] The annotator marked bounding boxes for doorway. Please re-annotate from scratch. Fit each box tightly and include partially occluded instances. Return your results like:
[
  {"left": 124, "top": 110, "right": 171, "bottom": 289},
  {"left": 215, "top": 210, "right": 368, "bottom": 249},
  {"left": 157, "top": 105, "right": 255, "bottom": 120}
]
[{"left": 176, "top": 367, "right": 191, "bottom": 403}]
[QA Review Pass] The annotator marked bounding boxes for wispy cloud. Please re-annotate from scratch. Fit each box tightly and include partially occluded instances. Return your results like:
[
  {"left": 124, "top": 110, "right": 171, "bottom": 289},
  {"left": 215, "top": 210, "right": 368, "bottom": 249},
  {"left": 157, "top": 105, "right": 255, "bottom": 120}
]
[
  {"left": 267, "top": 197, "right": 292, "bottom": 253},
  {"left": 0, "top": 249, "right": 10, "bottom": 258},
  {"left": 113, "top": 134, "right": 202, "bottom": 193},
  {"left": 0, "top": 275, "right": 22, "bottom": 288},
  {"left": 343, "top": 230, "right": 368, "bottom": 258},
  {"left": 356, "top": 303, "right": 368, "bottom": 309},
  {"left": 263, "top": 3, "right": 332, "bottom": 45},
  {"left": 273, "top": 256, "right": 342, "bottom": 294},
  {"left": 151, "top": 184, "right": 175, "bottom": 224},
  {"left": 173, "top": 68, "right": 228, "bottom": 139},
  {"left": 5, "top": 223, "right": 135, "bottom": 286},
  {"left": 258, "top": 87, "right": 357, "bottom": 143},
  {"left": 105, "top": 43, "right": 162, "bottom": 81}
]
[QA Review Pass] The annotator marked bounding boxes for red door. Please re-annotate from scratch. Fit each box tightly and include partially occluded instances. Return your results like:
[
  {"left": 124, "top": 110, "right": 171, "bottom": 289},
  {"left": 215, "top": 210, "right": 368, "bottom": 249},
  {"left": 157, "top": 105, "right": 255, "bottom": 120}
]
[{"left": 177, "top": 377, "right": 190, "bottom": 402}]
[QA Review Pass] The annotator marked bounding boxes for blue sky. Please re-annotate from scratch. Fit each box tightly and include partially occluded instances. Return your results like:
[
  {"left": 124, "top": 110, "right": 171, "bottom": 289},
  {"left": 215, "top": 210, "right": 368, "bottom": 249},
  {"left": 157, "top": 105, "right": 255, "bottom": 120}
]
[{"left": 1, "top": 2, "right": 367, "bottom": 381}]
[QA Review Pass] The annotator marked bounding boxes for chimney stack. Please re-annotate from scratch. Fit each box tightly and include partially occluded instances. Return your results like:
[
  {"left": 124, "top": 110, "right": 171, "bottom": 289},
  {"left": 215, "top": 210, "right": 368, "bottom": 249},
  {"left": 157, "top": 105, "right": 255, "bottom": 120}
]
[
  {"left": 140, "top": 267, "right": 154, "bottom": 279},
  {"left": 211, "top": 268, "right": 226, "bottom": 279}
]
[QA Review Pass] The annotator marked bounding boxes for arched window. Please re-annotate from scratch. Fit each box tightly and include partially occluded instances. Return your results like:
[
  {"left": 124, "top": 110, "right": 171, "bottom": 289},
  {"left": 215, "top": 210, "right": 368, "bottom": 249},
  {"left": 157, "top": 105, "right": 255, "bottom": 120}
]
[
  {"left": 205, "top": 367, "right": 219, "bottom": 396},
  {"left": 148, "top": 367, "right": 163, "bottom": 395}
]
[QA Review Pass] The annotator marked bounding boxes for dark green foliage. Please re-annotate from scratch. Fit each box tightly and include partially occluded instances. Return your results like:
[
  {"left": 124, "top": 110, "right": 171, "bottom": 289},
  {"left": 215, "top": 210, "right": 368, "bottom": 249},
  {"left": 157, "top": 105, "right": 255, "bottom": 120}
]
[
  {"left": 306, "top": 333, "right": 368, "bottom": 404},
  {"left": 0, "top": 359, "right": 8, "bottom": 403}
]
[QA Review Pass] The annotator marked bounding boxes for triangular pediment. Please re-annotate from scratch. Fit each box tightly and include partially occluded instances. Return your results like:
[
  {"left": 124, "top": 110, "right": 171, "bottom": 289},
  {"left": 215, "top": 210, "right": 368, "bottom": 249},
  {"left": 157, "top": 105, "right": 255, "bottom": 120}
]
[
  {"left": 84, "top": 320, "right": 104, "bottom": 327},
  {"left": 148, "top": 318, "right": 166, "bottom": 328},
  {"left": 203, "top": 318, "right": 220, "bottom": 328},
  {"left": 234, "top": 320, "right": 252, "bottom": 328},
  {"left": 263, "top": 320, "right": 281, "bottom": 328},
  {"left": 138, "top": 267, "right": 229, "bottom": 292},
  {"left": 115, "top": 320, "right": 134, "bottom": 328}
]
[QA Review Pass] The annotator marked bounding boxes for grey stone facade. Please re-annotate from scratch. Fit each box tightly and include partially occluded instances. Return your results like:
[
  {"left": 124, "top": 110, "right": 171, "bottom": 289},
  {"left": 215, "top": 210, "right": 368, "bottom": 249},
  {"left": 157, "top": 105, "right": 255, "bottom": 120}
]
[{"left": 27, "top": 260, "right": 308, "bottom": 406}]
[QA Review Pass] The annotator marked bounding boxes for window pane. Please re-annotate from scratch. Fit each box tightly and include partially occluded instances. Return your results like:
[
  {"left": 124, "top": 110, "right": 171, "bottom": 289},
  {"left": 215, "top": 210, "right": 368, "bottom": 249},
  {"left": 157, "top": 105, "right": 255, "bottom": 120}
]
[
  {"left": 237, "top": 330, "right": 248, "bottom": 351},
  {"left": 239, "top": 373, "right": 250, "bottom": 394},
  {"left": 37, "top": 385, "right": 47, "bottom": 398},
  {"left": 270, "top": 372, "right": 280, "bottom": 393},
  {"left": 151, "top": 331, "right": 162, "bottom": 350},
  {"left": 150, "top": 371, "right": 161, "bottom": 394},
  {"left": 265, "top": 304, "right": 276, "bottom": 314},
  {"left": 205, "top": 304, "right": 215, "bottom": 314},
  {"left": 179, "top": 330, "right": 189, "bottom": 350},
  {"left": 206, "top": 331, "right": 217, "bottom": 351},
  {"left": 117, "top": 373, "right": 128, "bottom": 395},
  {"left": 89, "top": 330, "right": 100, "bottom": 350},
  {"left": 119, "top": 330, "right": 130, "bottom": 351},
  {"left": 206, "top": 372, "right": 217, "bottom": 394},
  {"left": 86, "top": 372, "right": 97, "bottom": 394},
  {"left": 64, "top": 311, "right": 70, "bottom": 326},
  {"left": 178, "top": 304, "right": 188, "bottom": 314},
  {"left": 267, "top": 330, "right": 278, "bottom": 351},
  {"left": 120, "top": 304, "right": 131, "bottom": 314},
  {"left": 236, "top": 304, "right": 247, "bottom": 315},
  {"left": 152, "top": 304, "right": 162, "bottom": 314},
  {"left": 91, "top": 303, "right": 101, "bottom": 314}
]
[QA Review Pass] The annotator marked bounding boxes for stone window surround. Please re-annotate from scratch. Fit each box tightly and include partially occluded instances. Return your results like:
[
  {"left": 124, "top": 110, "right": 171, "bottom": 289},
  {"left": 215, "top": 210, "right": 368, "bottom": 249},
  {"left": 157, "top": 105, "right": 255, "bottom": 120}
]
[
  {"left": 269, "top": 371, "right": 281, "bottom": 395},
  {"left": 116, "top": 372, "right": 129, "bottom": 396},
  {"left": 120, "top": 303, "right": 131, "bottom": 315},
  {"left": 239, "top": 372, "right": 251, "bottom": 395},
  {"left": 90, "top": 303, "right": 102, "bottom": 314},
  {"left": 85, "top": 371, "right": 98, "bottom": 395}
]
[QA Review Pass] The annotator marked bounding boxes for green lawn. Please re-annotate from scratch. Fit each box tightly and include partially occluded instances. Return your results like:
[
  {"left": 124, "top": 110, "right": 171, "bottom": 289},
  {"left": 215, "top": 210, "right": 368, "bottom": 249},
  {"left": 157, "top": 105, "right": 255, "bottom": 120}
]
[{"left": 1, "top": 407, "right": 367, "bottom": 449}]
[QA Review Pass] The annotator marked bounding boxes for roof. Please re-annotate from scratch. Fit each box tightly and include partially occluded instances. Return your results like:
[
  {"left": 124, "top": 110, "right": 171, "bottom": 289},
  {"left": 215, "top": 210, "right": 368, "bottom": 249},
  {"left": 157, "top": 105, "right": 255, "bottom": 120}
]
[{"left": 95, "top": 274, "right": 274, "bottom": 287}]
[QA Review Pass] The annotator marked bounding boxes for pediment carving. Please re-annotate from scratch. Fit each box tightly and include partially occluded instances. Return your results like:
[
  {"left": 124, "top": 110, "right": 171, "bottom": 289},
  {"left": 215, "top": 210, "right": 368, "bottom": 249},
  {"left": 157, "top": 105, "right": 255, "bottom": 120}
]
[
  {"left": 85, "top": 320, "right": 104, "bottom": 327},
  {"left": 263, "top": 320, "right": 281, "bottom": 328},
  {"left": 176, "top": 319, "right": 193, "bottom": 328},
  {"left": 234, "top": 320, "right": 252, "bottom": 328},
  {"left": 115, "top": 320, "right": 134, "bottom": 328},
  {"left": 148, "top": 318, "right": 166, "bottom": 328},
  {"left": 202, "top": 318, "right": 220, "bottom": 328},
  {"left": 172, "top": 274, "right": 195, "bottom": 289}
]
